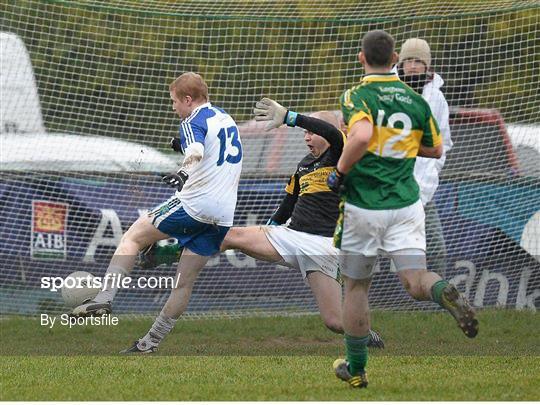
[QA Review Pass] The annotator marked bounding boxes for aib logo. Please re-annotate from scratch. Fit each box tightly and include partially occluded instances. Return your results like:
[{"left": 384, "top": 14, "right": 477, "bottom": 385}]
[{"left": 31, "top": 200, "right": 68, "bottom": 260}]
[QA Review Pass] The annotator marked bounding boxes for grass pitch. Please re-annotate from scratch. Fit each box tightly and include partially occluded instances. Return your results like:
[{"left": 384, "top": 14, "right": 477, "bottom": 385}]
[{"left": 1, "top": 309, "right": 538, "bottom": 400}]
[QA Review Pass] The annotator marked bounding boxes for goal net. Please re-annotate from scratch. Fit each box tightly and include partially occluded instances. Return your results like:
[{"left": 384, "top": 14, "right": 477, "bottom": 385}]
[{"left": 0, "top": 0, "right": 538, "bottom": 316}]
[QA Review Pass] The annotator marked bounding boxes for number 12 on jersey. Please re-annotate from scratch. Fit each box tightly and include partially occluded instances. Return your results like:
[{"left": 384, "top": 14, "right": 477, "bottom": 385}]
[
  {"left": 375, "top": 110, "right": 412, "bottom": 159},
  {"left": 217, "top": 126, "right": 242, "bottom": 166}
]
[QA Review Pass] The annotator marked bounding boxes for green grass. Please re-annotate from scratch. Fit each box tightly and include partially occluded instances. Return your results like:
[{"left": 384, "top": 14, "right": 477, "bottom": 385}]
[{"left": 1, "top": 309, "right": 539, "bottom": 400}]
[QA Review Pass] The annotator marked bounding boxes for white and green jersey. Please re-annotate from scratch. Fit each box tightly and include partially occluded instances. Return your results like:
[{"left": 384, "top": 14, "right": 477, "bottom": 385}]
[{"left": 340, "top": 72, "right": 442, "bottom": 210}]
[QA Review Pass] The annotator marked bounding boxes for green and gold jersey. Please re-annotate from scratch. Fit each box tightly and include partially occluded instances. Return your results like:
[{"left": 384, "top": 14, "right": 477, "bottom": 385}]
[{"left": 340, "top": 72, "right": 442, "bottom": 210}]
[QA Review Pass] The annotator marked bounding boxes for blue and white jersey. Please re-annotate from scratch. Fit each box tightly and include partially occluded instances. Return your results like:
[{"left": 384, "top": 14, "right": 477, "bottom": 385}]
[{"left": 176, "top": 102, "right": 242, "bottom": 227}]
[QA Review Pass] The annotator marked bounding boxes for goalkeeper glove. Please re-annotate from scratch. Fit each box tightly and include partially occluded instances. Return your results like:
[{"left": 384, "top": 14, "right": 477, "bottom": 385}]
[
  {"left": 253, "top": 97, "right": 298, "bottom": 131},
  {"left": 327, "top": 168, "right": 345, "bottom": 194},
  {"left": 162, "top": 169, "right": 188, "bottom": 192},
  {"left": 170, "top": 137, "right": 182, "bottom": 153}
]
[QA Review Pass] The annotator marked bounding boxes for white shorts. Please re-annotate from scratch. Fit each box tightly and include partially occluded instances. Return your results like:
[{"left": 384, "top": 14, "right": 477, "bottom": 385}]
[
  {"left": 337, "top": 200, "right": 426, "bottom": 279},
  {"left": 263, "top": 226, "right": 340, "bottom": 281}
]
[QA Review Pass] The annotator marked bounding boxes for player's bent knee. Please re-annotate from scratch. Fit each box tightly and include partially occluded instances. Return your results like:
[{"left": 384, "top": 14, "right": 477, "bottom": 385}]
[
  {"left": 399, "top": 269, "right": 426, "bottom": 299},
  {"left": 117, "top": 232, "right": 143, "bottom": 253},
  {"left": 323, "top": 317, "right": 343, "bottom": 334},
  {"left": 124, "top": 234, "right": 153, "bottom": 254},
  {"left": 403, "top": 282, "right": 423, "bottom": 299},
  {"left": 222, "top": 226, "right": 269, "bottom": 253},
  {"left": 221, "top": 227, "right": 247, "bottom": 250},
  {"left": 122, "top": 216, "right": 164, "bottom": 251}
]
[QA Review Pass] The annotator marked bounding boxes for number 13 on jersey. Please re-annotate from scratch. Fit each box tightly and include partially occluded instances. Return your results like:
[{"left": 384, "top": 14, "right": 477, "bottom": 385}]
[{"left": 217, "top": 126, "right": 242, "bottom": 166}]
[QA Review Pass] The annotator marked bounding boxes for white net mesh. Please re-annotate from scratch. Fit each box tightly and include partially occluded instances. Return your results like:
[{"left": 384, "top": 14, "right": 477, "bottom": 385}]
[{"left": 0, "top": 0, "right": 538, "bottom": 316}]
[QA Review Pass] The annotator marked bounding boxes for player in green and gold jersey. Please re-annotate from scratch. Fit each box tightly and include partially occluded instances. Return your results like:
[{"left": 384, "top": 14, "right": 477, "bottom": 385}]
[{"left": 327, "top": 30, "right": 478, "bottom": 389}]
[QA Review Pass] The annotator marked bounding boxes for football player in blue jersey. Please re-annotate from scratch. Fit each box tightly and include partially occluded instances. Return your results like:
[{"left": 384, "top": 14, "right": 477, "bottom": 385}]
[{"left": 72, "top": 72, "right": 244, "bottom": 353}]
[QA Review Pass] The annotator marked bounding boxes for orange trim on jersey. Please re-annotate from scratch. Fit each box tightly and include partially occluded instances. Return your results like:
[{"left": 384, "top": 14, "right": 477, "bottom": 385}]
[
  {"left": 340, "top": 130, "right": 348, "bottom": 144},
  {"left": 428, "top": 116, "right": 443, "bottom": 147},
  {"left": 284, "top": 175, "right": 296, "bottom": 194},
  {"left": 348, "top": 111, "right": 373, "bottom": 131},
  {"left": 362, "top": 74, "right": 400, "bottom": 83}
]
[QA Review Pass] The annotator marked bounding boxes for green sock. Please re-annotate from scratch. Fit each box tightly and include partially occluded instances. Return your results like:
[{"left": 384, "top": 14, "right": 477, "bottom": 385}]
[
  {"left": 345, "top": 334, "right": 370, "bottom": 375},
  {"left": 431, "top": 279, "right": 450, "bottom": 305}
]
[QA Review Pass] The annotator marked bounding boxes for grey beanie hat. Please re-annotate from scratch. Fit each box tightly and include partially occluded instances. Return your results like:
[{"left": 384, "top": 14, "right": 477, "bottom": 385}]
[{"left": 399, "top": 38, "right": 431, "bottom": 69}]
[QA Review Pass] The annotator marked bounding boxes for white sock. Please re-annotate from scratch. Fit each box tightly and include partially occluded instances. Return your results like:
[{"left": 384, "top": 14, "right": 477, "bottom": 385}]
[
  {"left": 141, "top": 312, "right": 177, "bottom": 347},
  {"left": 94, "top": 265, "right": 128, "bottom": 303}
]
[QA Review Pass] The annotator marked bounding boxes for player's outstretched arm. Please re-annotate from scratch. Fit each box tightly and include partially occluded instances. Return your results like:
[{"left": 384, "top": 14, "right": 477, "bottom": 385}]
[{"left": 253, "top": 97, "right": 344, "bottom": 152}]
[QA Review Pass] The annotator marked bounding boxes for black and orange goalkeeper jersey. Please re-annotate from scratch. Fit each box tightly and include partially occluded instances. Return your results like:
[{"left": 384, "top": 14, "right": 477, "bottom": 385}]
[{"left": 270, "top": 114, "right": 346, "bottom": 237}]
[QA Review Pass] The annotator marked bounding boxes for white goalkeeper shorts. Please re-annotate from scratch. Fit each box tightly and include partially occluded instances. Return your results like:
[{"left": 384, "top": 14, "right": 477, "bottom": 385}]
[
  {"left": 337, "top": 200, "right": 427, "bottom": 280},
  {"left": 263, "top": 226, "right": 339, "bottom": 282}
]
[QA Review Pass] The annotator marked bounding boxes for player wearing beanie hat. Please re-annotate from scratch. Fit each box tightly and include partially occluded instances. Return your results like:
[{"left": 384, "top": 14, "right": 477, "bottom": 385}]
[
  {"left": 399, "top": 38, "right": 432, "bottom": 69},
  {"left": 398, "top": 38, "right": 433, "bottom": 92}
]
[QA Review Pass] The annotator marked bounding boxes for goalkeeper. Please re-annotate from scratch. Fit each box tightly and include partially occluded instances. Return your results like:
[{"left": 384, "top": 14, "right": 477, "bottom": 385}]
[{"left": 128, "top": 98, "right": 384, "bottom": 353}]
